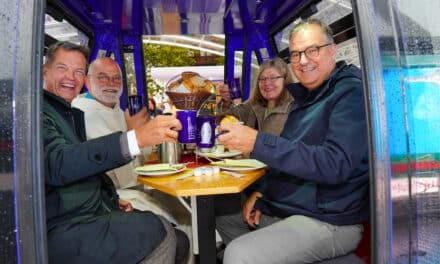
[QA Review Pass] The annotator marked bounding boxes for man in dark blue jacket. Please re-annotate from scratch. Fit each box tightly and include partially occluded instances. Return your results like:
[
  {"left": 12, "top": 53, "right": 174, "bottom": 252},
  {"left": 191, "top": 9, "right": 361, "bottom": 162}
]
[{"left": 217, "top": 18, "right": 369, "bottom": 264}]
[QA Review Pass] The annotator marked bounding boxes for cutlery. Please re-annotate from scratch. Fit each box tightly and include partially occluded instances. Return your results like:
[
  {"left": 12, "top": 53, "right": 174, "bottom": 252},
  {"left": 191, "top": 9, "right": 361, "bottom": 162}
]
[
  {"left": 136, "top": 164, "right": 185, "bottom": 173},
  {"left": 210, "top": 159, "right": 257, "bottom": 167},
  {"left": 175, "top": 172, "right": 194, "bottom": 180},
  {"left": 222, "top": 171, "right": 244, "bottom": 178},
  {"left": 204, "top": 156, "right": 225, "bottom": 163}
]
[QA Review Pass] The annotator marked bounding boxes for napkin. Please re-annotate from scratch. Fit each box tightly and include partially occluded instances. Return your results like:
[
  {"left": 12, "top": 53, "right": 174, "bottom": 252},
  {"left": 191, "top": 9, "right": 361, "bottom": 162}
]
[
  {"left": 210, "top": 159, "right": 264, "bottom": 168},
  {"left": 135, "top": 163, "right": 185, "bottom": 173}
]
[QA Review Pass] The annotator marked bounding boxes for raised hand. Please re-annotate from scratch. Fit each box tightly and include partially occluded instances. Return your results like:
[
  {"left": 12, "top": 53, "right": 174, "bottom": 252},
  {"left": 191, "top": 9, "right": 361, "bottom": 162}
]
[
  {"left": 134, "top": 114, "right": 182, "bottom": 148},
  {"left": 125, "top": 107, "right": 148, "bottom": 130},
  {"left": 217, "top": 123, "right": 257, "bottom": 153}
]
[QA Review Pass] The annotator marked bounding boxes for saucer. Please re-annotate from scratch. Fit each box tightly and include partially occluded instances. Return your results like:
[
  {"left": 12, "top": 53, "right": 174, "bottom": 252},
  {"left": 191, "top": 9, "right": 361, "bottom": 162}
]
[{"left": 194, "top": 149, "right": 242, "bottom": 158}]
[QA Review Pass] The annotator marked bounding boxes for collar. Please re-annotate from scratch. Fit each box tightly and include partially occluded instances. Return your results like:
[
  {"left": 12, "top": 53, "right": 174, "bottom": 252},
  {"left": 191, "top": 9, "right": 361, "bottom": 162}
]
[
  {"left": 250, "top": 94, "right": 293, "bottom": 114},
  {"left": 84, "top": 92, "right": 95, "bottom": 100},
  {"left": 43, "top": 90, "right": 73, "bottom": 111}
]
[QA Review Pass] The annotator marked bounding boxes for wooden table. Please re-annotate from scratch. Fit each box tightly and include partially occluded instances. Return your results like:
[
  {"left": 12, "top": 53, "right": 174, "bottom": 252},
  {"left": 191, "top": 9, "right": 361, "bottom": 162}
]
[{"left": 138, "top": 167, "right": 265, "bottom": 264}]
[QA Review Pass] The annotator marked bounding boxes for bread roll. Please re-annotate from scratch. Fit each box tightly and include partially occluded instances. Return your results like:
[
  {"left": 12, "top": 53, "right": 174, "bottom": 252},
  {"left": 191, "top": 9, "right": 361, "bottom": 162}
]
[
  {"left": 220, "top": 115, "right": 240, "bottom": 124},
  {"left": 168, "top": 71, "right": 213, "bottom": 93}
]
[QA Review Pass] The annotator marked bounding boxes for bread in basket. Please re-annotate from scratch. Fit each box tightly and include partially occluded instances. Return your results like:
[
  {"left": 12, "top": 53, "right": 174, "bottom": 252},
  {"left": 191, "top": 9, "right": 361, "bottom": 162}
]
[{"left": 166, "top": 71, "right": 214, "bottom": 110}]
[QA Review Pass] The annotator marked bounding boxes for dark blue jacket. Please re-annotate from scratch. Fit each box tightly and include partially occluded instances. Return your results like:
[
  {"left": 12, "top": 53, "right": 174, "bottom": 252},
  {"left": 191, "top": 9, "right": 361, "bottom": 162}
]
[{"left": 251, "top": 61, "right": 369, "bottom": 225}]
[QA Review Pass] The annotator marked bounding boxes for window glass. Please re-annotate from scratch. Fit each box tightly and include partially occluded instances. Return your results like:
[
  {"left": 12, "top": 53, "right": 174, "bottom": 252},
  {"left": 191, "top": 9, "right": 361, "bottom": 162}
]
[
  {"left": 44, "top": 14, "right": 89, "bottom": 46},
  {"left": 273, "top": 0, "right": 357, "bottom": 65},
  {"left": 379, "top": 1, "right": 440, "bottom": 262},
  {"left": 0, "top": 0, "right": 17, "bottom": 261},
  {"left": 123, "top": 52, "right": 137, "bottom": 96}
]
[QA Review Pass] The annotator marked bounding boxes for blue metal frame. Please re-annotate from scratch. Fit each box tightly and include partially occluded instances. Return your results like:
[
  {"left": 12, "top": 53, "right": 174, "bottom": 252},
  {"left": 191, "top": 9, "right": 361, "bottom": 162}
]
[{"left": 50, "top": 0, "right": 314, "bottom": 101}]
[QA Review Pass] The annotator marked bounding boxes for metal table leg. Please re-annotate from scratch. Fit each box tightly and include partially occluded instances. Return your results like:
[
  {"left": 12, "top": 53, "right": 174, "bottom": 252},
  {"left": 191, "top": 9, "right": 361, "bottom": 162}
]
[{"left": 194, "top": 195, "right": 216, "bottom": 264}]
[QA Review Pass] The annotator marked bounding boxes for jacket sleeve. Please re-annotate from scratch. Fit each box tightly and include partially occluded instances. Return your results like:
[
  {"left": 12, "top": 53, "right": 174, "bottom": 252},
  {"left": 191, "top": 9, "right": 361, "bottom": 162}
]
[
  {"left": 43, "top": 114, "right": 132, "bottom": 186},
  {"left": 251, "top": 79, "right": 368, "bottom": 185},
  {"left": 222, "top": 101, "right": 254, "bottom": 125}
]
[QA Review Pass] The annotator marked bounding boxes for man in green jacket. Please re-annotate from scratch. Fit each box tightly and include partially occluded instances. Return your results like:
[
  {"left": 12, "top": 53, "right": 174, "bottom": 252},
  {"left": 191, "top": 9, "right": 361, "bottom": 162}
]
[{"left": 43, "top": 41, "right": 188, "bottom": 264}]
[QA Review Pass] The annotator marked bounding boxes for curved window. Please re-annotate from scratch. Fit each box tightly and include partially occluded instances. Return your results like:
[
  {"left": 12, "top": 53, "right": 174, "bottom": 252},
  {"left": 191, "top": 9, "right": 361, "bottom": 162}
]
[{"left": 44, "top": 14, "right": 89, "bottom": 46}]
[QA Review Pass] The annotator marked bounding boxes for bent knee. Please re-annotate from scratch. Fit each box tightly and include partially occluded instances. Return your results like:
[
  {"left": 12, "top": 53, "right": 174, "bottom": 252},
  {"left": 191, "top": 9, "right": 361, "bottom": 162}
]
[{"left": 223, "top": 239, "right": 255, "bottom": 264}]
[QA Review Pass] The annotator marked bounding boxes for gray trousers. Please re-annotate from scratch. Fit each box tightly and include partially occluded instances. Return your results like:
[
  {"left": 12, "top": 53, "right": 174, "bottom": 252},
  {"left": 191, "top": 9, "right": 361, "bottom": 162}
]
[
  {"left": 216, "top": 212, "right": 363, "bottom": 264},
  {"left": 139, "top": 216, "right": 176, "bottom": 264}
]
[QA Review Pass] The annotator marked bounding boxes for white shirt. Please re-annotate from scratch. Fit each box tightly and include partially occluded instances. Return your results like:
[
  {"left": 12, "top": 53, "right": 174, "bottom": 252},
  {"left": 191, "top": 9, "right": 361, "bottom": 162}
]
[{"left": 72, "top": 94, "right": 142, "bottom": 189}]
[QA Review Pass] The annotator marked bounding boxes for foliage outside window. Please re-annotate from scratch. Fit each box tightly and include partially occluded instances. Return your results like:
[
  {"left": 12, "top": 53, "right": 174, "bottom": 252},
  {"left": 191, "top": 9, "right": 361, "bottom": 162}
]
[{"left": 143, "top": 44, "right": 224, "bottom": 97}]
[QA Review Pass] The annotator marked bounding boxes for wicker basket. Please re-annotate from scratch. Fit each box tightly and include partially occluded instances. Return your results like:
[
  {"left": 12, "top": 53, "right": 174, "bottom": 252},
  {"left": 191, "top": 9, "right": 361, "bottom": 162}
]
[{"left": 166, "top": 91, "right": 212, "bottom": 110}]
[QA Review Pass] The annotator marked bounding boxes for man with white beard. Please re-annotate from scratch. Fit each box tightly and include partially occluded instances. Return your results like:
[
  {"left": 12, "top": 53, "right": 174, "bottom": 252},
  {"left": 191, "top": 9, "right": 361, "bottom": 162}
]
[{"left": 71, "top": 58, "right": 180, "bottom": 222}]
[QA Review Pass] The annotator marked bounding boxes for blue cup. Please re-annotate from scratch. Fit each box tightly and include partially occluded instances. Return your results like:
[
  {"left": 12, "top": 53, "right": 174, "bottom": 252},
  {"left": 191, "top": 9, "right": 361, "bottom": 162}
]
[
  {"left": 197, "top": 115, "right": 215, "bottom": 150},
  {"left": 128, "top": 95, "right": 143, "bottom": 116},
  {"left": 176, "top": 110, "right": 197, "bottom": 143},
  {"left": 228, "top": 78, "right": 242, "bottom": 100}
]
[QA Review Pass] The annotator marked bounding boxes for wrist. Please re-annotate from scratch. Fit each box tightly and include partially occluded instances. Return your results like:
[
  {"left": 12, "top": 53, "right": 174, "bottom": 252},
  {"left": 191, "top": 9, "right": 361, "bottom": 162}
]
[{"left": 128, "top": 130, "right": 142, "bottom": 155}]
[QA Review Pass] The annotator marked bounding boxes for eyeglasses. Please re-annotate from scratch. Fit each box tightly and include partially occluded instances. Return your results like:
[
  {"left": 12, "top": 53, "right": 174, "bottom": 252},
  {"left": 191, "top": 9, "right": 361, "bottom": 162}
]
[
  {"left": 289, "top": 43, "right": 332, "bottom": 64},
  {"left": 54, "top": 64, "right": 86, "bottom": 78},
  {"left": 92, "top": 74, "right": 123, "bottom": 84},
  {"left": 258, "top": 76, "right": 284, "bottom": 83}
]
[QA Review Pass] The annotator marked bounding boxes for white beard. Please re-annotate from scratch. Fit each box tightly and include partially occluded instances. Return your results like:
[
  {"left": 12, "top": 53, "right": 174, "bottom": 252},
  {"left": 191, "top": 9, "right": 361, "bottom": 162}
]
[{"left": 90, "top": 82, "right": 122, "bottom": 105}]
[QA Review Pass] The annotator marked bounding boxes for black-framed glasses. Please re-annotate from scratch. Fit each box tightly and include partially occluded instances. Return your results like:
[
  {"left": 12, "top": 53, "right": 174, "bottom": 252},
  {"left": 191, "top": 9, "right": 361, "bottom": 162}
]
[
  {"left": 289, "top": 43, "right": 332, "bottom": 63},
  {"left": 258, "top": 76, "right": 284, "bottom": 83},
  {"left": 92, "top": 74, "right": 123, "bottom": 84}
]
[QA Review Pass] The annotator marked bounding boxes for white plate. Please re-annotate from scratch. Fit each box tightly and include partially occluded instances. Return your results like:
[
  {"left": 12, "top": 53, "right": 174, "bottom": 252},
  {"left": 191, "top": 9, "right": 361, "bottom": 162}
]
[
  {"left": 135, "top": 165, "right": 186, "bottom": 177},
  {"left": 195, "top": 149, "right": 242, "bottom": 158},
  {"left": 218, "top": 160, "right": 266, "bottom": 172}
]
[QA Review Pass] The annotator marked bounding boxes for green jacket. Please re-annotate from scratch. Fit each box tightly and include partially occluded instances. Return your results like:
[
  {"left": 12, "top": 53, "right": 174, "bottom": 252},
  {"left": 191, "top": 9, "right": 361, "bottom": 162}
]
[{"left": 43, "top": 91, "right": 166, "bottom": 264}]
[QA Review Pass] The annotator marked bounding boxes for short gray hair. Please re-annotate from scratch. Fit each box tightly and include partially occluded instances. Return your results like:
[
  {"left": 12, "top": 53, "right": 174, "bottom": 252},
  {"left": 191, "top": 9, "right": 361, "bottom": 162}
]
[{"left": 289, "top": 18, "right": 334, "bottom": 44}]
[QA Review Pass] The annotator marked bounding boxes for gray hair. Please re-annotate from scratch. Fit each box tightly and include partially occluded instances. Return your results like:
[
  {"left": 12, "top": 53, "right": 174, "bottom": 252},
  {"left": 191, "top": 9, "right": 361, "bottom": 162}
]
[
  {"left": 289, "top": 18, "right": 334, "bottom": 44},
  {"left": 87, "top": 57, "right": 122, "bottom": 76}
]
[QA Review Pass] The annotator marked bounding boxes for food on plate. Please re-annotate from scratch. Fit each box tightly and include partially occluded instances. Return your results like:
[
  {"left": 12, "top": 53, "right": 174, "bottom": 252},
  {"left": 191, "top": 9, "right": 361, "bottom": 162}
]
[
  {"left": 220, "top": 115, "right": 240, "bottom": 124},
  {"left": 168, "top": 71, "right": 214, "bottom": 93}
]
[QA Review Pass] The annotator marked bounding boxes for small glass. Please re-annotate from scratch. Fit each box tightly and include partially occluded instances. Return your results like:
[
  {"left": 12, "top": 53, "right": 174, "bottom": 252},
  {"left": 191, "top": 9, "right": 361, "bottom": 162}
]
[
  {"left": 128, "top": 95, "right": 143, "bottom": 116},
  {"left": 227, "top": 78, "right": 242, "bottom": 100}
]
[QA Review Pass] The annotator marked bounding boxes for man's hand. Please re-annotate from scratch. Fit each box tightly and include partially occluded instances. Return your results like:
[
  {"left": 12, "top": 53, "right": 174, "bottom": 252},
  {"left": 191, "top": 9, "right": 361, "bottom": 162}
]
[
  {"left": 135, "top": 114, "right": 182, "bottom": 148},
  {"left": 125, "top": 107, "right": 148, "bottom": 130},
  {"left": 217, "top": 123, "right": 257, "bottom": 153},
  {"left": 119, "top": 199, "right": 134, "bottom": 212},
  {"left": 243, "top": 192, "right": 263, "bottom": 227}
]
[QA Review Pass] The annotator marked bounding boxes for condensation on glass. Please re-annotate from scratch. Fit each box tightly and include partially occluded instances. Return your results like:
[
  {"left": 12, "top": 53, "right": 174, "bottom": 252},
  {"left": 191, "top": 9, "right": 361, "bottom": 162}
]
[
  {"left": 0, "top": 0, "right": 18, "bottom": 263},
  {"left": 377, "top": 0, "right": 440, "bottom": 263}
]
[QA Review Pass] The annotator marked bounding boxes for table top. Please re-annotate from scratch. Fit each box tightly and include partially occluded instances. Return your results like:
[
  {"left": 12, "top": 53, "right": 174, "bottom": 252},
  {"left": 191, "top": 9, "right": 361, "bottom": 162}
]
[{"left": 137, "top": 167, "right": 265, "bottom": 197}]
